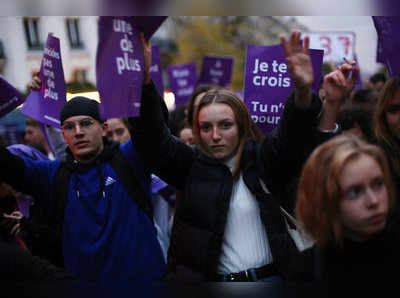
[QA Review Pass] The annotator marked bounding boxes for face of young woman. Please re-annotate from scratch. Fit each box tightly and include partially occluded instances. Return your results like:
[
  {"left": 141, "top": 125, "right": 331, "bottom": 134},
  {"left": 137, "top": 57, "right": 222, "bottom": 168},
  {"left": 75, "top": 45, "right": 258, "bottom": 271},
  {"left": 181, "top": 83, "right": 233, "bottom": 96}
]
[
  {"left": 179, "top": 127, "right": 195, "bottom": 146},
  {"left": 386, "top": 89, "right": 400, "bottom": 141},
  {"left": 339, "top": 153, "right": 389, "bottom": 242},
  {"left": 106, "top": 118, "right": 131, "bottom": 144},
  {"left": 198, "top": 103, "right": 239, "bottom": 161}
]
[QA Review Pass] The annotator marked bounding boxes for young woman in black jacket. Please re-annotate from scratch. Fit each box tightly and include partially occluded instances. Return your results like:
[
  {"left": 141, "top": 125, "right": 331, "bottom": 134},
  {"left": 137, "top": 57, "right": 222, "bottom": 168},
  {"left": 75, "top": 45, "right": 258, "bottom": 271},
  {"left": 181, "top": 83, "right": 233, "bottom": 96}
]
[
  {"left": 132, "top": 31, "right": 358, "bottom": 282},
  {"left": 295, "top": 134, "right": 400, "bottom": 287}
]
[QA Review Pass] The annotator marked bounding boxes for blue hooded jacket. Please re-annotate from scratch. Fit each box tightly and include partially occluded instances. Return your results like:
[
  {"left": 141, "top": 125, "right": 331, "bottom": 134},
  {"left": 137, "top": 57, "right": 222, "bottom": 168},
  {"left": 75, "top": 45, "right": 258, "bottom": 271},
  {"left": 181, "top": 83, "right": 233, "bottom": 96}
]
[{"left": 9, "top": 139, "right": 165, "bottom": 281}]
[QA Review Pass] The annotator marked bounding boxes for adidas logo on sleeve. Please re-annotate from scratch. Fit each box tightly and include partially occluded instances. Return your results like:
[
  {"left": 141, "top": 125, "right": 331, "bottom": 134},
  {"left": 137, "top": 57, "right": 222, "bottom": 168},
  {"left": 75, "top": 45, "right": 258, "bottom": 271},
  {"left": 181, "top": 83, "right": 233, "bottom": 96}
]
[{"left": 105, "top": 176, "right": 116, "bottom": 186}]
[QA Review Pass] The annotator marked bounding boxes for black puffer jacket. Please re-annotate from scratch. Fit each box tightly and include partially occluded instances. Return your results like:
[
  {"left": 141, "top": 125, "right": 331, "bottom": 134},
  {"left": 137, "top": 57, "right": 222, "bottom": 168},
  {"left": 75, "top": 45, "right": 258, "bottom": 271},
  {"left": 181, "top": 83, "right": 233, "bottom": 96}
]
[
  {"left": 0, "top": 234, "right": 73, "bottom": 281},
  {"left": 132, "top": 82, "right": 330, "bottom": 281}
]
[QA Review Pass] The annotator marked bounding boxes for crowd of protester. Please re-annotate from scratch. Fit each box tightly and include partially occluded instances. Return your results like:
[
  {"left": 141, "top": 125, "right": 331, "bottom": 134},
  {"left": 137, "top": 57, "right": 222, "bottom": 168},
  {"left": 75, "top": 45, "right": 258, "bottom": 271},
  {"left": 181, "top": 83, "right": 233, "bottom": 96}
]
[{"left": 0, "top": 28, "right": 398, "bottom": 289}]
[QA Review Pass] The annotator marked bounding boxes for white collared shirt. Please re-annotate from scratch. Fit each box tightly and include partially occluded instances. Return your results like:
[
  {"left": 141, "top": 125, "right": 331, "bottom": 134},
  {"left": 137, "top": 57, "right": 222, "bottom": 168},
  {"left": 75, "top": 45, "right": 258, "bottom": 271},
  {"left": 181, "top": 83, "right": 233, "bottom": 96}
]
[{"left": 217, "top": 156, "right": 273, "bottom": 274}]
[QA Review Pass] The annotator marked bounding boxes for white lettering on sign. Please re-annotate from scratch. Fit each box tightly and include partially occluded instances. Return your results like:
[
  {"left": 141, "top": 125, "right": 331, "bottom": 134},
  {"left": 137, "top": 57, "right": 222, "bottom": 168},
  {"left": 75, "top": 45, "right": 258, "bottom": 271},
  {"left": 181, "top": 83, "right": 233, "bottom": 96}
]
[
  {"left": 251, "top": 59, "right": 291, "bottom": 88},
  {"left": 172, "top": 69, "right": 189, "bottom": 78},
  {"left": 113, "top": 19, "right": 133, "bottom": 35}
]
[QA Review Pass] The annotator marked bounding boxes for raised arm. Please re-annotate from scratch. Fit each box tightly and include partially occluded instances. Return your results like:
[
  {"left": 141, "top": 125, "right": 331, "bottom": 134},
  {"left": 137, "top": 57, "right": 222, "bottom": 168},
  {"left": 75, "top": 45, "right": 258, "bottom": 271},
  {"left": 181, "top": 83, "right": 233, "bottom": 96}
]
[
  {"left": 129, "top": 34, "right": 196, "bottom": 190},
  {"left": 280, "top": 30, "right": 313, "bottom": 108},
  {"left": 0, "top": 146, "right": 55, "bottom": 204},
  {"left": 259, "top": 31, "right": 324, "bottom": 196},
  {"left": 318, "top": 62, "right": 359, "bottom": 131}
]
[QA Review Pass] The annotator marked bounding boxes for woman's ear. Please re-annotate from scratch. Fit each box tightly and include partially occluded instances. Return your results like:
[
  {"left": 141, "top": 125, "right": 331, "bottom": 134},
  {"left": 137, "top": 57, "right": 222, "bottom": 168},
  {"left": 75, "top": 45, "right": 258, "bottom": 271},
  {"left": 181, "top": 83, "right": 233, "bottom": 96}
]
[{"left": 102, "top": 122, "right": 109, "bottom": 137}]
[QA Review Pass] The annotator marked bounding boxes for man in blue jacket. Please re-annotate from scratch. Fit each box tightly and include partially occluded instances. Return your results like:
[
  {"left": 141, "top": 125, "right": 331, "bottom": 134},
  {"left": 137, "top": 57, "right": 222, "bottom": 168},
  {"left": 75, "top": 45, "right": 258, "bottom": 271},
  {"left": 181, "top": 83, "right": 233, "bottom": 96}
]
[{"left": 0, "top": 96, "right": 165, "bottom": 281}]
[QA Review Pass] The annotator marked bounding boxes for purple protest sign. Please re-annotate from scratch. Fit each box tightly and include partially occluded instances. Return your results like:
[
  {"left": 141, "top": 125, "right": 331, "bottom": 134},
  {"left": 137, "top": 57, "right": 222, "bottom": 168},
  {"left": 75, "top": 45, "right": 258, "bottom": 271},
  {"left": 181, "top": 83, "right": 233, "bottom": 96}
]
[
  {"left": 372, "top": 16, "right": 400, "bottom": 77},
  {"left": 133, "top": 17, "right": 167, "bottom": 40},
  {"left": 0, "top": 77, "right": 26, "bottom": 118},
  {"left": 244, "top": 44, "right": 323, "bottom": 134},
  {"left": 198, "top": 55, "right": 234, "bottom": 87},
  {"left": 21, "top": 34, "right": 66, "bottom": 129},
  {"left": 150, "top": 45, "right": 164, "bottom": 97},
  {"left": 96, "top": 17, "right": 144, "bottom": 119},
  {"left": 167, "top": 63, "right": 198, "bottom": 106}
]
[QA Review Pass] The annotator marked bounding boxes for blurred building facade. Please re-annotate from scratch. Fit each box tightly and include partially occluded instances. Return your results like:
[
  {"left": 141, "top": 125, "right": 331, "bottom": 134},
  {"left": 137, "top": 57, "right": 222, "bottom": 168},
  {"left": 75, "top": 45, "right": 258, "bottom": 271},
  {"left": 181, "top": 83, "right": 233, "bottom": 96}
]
[
  {"left": 0, "top": 16, "right": 98, "bottom": 93},
  {"left": 0, "top": 16, "right": 307, "bottom": 145}
]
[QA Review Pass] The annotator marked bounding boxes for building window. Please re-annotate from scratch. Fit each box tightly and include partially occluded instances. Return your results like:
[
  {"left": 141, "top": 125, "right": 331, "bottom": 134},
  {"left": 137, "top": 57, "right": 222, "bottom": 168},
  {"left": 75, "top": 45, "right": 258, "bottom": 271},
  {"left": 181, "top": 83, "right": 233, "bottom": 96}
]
[
  {"left": 66, "top": 18, "right": 84, "bottom": 49},
  {"left": 73, "top": 69, "right": 87, "bottom": 83},
  {"left": 23, "top": 17, "right": 43, "bottom": 50},
  {"left": 0, "top": 40, "right": 5, "bottom": 59}
]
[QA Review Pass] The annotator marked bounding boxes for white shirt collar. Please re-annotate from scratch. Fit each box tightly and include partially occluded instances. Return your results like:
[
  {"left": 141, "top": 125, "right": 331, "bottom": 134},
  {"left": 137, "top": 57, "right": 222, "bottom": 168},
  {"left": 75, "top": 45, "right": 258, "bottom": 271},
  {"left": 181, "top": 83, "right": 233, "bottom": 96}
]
[{"left": 224, "top": 155, "right": 237, "bottom": 173}]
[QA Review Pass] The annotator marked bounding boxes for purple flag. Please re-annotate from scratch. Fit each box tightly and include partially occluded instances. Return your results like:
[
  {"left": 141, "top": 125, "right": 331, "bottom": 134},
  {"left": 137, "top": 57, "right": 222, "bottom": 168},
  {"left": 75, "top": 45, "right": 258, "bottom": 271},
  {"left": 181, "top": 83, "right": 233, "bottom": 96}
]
[
  {"left": 372, "top": 16, "right": 400, "bottom": 77},
  {"left": 244, "top": 44, "right": 323, "bottom": 134},
  {"left": 21, "top": 34, "right": 66, "bottom": 129},
  {"left": 133, "top": 17, "right": 167, "bottom": 40},
  {"left": 150, "top": 45, "right": 164, "bottom": 97},
  {"left": 198, "top": 55, "right": 234, "bottom": 87},
  {"left": 96, "top": 17, "right": 144, "bottom": 119},
  {"left": 167, "top": 63, "right": 198, "bottom": 106},
  {"left": 0, "top": 77, "right": 26, "bottom": 118}
]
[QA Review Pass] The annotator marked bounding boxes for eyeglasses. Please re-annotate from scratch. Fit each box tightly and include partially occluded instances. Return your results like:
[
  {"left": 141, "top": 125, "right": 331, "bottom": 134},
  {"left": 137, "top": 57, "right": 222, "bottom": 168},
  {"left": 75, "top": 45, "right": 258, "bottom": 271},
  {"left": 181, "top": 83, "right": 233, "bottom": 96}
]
[{"left": 62, "top": 118, "right": 96, "bottom": 132}]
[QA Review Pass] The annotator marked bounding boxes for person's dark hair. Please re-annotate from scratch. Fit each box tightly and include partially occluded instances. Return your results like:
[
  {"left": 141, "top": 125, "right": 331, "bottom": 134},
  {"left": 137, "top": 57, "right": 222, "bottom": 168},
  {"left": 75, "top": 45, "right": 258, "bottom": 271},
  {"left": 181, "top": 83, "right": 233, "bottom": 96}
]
[
  {"left": 176, "top": 119, "right": 192, "bottom": 138},
  {"left": 186, "top": 84, "right": 219, "bottom": 127},
  {"left": 120, "top": 118, "right": 132, "bottom": 131},
  {"left": 25, "top": 118, "right": 40, "bottom": 127},
  {"left": 369, "top": 73, "right": 387, "bottom": 84},
  {"left": 337, "top": 108, "right": 375, "bottom": 143},
  {"left": 168, "top": 105, "right": 187, "bottom": 137},
  {"left": 352, "top": 89, "right": 375, "bottom": 105},
  {"left": 375, "top": 76, "right": 400, "bottom": 174}
]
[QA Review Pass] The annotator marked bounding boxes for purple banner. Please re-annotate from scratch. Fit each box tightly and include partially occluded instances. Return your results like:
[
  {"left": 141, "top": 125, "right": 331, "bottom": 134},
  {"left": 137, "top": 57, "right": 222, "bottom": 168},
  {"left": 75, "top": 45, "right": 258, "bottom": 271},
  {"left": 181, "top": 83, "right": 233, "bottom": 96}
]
[
  {"left": 133, "top": 16, "right": 167, "bottom": 40},
  {"left": 0, "top": 77, "right": 26, "bottom": 118},
  {"left": 372, "top": 16, "right": 400, "bottom": 77},
  {"left": 96, "top": 17, "right": 144, "bottom": 119},
  {"left": 198, "top": 55, "right": 234, "bottom": 87},
  {"left": 167, "top": 63, "right": 198, "bottom": 106},
  {"left": 244, "top": 44, "right": 323, "bottom": 134},
  {"left": 150, "top": 45, "right": 164, "bottom": 97},
  {"left": 21, "top": 34, "right": 66, "bottom": 129}
]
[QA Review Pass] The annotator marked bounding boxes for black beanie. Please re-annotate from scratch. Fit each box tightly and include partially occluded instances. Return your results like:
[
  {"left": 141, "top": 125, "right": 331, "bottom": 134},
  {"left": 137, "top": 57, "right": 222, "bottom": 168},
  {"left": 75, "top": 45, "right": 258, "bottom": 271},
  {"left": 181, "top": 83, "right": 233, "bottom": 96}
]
[{"left": 60, "top": 96, "right": 103, "bottom": 125}]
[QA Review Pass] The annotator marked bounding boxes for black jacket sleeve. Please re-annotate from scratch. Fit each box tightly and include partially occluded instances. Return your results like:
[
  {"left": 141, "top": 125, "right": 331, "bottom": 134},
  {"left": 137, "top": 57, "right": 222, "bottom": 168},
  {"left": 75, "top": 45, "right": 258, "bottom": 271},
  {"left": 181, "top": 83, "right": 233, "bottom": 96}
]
[
  {"left": 258, "top": 92, "right": 339, "bottom": 209},
  {"left": 129, "top": 81, "right": 196, "bottom": 190},
  {"left": 0, "top": 146, "right": 26, "bottom": 190},
  {"left": 20, "top": 216, "right": 64, "bottom": 268},
  {"left": 0, "top": 236, "right": 73, "bottom": 281}
]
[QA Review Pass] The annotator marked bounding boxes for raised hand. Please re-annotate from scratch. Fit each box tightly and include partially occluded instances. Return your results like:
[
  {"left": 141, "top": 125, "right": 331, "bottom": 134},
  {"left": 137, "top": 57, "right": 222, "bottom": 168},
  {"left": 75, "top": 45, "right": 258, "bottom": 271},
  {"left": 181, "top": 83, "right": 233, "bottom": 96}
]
[
  {"left": 280, "top": 30, "right": 313, "bottom": 90},
  {"left": 28, "top": 70, "right": 41, "bottom": 91},
  {"left": 2, "top": 211, "right": 23, "bottom": 237},
  {"left": 323, "top": 61, "right": 359, "bottom": 106},
  {"left": 317, "top": 62, "right": 359, "bottom": 131},
  {"left": 140, "top": 33, "right": 152, "bottom": 85}
]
